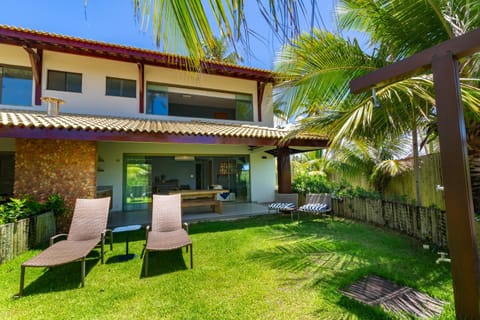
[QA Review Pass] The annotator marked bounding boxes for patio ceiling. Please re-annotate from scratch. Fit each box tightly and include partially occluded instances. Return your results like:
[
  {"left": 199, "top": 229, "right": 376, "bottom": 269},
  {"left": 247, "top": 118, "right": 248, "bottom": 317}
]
[{"left": 0, "top": 109, "right": 328, "bottom": 148}]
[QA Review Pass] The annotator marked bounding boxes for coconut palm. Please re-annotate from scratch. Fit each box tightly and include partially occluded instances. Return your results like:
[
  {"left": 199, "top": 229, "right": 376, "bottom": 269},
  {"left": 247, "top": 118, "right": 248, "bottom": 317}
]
[
  {"left": 275, "top": 0, "right": 480, "bottom": 204},
  {"left": 202, "top": 36, "right": 243, "bottom": 64},
  {"left": 132, "top": 0, "right": 307, "bottom": 66}
]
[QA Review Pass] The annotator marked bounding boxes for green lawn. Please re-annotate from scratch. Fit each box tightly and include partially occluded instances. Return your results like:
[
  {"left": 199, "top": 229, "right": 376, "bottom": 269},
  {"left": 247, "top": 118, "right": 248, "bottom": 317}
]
[{"left": 0, "top": 215, "right": 455, "bottom": 319}]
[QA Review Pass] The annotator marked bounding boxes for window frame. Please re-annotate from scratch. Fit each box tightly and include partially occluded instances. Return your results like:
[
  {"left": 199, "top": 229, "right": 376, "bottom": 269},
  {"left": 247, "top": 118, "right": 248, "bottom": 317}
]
[
  {"left": 105, "top": 76, "right": 136, "bottom": 98},
  {"left": 145, "top": 82, "right": 254, "bottom": 122},
  {"left": 47, "top": 70, "right": 82, "bottom": 93},
  {"left": 0, "top": 64, "right": 33, "bottom": 106}
]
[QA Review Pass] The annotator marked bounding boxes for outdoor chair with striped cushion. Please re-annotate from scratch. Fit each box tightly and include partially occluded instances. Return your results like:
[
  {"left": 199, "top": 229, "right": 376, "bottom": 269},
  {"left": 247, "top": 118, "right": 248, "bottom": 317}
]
[
  {"left": 268, "top": 192, "right": 298, "bottom": 220},
  {"left": 298, "top": 193, "right": 333, "bottom": 221}
]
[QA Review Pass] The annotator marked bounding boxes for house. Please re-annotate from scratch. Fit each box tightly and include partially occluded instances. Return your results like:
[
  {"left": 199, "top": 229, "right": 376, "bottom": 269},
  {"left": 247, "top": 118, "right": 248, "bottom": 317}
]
[{"left": 0, "top": 25, "right": 327, "bottom": 215}]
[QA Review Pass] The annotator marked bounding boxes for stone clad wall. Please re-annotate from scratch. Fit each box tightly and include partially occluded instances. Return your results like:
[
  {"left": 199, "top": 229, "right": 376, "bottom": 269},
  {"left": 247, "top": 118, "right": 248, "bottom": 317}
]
[{"left": 14, "top": 139, "right": 97, "bottom": 231}]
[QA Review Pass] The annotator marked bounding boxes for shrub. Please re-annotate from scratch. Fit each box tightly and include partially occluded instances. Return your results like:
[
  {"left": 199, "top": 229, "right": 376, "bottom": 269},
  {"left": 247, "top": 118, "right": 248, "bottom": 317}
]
[
  {"left": 0, "top": 194, "right": 66, "bottom": 225},
  {"left": 292, "top": 174, "right": 332, "bottom": 194}
]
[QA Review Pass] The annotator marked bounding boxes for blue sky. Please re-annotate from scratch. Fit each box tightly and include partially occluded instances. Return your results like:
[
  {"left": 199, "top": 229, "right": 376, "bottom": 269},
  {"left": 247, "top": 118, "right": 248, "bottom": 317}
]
[{"left": 0, "top": 0, "right": 342, "bottom": 70}]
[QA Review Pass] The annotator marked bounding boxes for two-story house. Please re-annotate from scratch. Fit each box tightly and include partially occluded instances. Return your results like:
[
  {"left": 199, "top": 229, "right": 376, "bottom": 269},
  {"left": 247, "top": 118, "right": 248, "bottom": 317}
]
[{"left": 0, "top": 25, "right": 327, "bottom": 215}]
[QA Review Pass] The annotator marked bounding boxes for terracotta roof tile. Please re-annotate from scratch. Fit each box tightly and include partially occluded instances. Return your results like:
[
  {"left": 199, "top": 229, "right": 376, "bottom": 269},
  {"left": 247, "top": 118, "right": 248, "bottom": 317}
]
[
  {"left": 0, "top": 25, "right": 275, "bottom": 82},
  {"left": 0, "top": 110, "right": 326, "bottom": 142}
]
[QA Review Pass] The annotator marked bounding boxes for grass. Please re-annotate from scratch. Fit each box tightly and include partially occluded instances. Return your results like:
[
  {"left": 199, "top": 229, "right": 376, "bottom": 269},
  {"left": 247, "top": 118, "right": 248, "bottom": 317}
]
[{"left": 0, "top": 215, "right": 455, "bottom": 319}]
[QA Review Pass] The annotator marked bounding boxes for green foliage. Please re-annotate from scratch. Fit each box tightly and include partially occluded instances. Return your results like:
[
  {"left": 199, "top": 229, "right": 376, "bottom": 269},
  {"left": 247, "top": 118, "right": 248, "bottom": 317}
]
[
  {"left": 292, "top": 173, "right": 332, "bottom": 194},
  {"left": 0, "top": 198, "right": 29, "bottom": 224},
  {"left": 44, "top": 193, "right": 67, "bottom": 217},
  {"left": 293, "top": 174, "right": 382, "bottom": 200},
  {"left": 0, "top": 194, "right": 66, "bottom": 225}
]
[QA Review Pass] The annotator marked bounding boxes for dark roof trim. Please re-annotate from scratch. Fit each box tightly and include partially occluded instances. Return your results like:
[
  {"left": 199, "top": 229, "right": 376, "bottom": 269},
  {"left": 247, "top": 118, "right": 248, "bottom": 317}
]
[
  {"left": 0, "top": 25, "right": 275, "bottom": 83},
  {"left": 0, "top": 126, "right": 328, "bottom": 148}
]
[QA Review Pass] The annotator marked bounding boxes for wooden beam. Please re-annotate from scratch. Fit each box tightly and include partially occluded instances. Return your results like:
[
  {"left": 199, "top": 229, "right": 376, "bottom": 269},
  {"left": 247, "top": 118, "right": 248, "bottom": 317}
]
[
  {"left": 23, "top": 46, "right": 42, "bottom": 105},
  {"left": 137, "top": 62, "right": 144, "bottom": 113},
  {"left": 432, "top": 52, "right": 480, "bottom": 317},
  {"left": 257, "top": 81, "right": 266, "bottom": 122},
  {"left": 349, "top": 27, "right": 480, "bottom": 318},
  {"left": 351, "top": 27, "right": 480, "bottom": 93}
]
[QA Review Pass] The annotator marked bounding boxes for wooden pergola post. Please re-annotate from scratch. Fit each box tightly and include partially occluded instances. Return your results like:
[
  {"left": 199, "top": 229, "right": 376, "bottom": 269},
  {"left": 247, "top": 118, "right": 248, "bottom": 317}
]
[
  {"left": 277, "top": 146, "right": 292, "bottom": 193},
  {"left": 350, "top": 28, "right": 480, "bottom": 318}
]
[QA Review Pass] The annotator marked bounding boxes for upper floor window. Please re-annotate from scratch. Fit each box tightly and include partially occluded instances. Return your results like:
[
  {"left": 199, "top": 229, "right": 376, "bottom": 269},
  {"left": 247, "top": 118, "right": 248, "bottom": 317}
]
[
  {"left": 0, "top": 65, "right": 32, "bottom": 106},
  {"left": 146, "top": 82, "right": 253, "bottom": 121},
  {"left": 47, "top": 70, "right": 82, "bottom": 93},
  {"left": 106, "top": 77, "right": 136, "bottom": 98}
]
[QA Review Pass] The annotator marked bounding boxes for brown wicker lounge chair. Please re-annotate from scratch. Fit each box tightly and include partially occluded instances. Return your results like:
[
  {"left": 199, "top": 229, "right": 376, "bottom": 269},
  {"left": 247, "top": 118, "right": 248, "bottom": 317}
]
[
  {"left": 144, "top": 194, "right": 192, "bottom": 276},
  {"left": 18, "top": 197, "right": 112, "bottom": 296}
]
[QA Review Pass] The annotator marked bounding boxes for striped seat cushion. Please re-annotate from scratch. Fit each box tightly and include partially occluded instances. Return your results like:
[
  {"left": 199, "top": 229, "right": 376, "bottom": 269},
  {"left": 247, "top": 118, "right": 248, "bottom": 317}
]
[
  {"left": 299, "top": 203, "right": 328, "bottom": 213},
  {"left": 268, "top": 202, "right": 295, "bottom": 210}
]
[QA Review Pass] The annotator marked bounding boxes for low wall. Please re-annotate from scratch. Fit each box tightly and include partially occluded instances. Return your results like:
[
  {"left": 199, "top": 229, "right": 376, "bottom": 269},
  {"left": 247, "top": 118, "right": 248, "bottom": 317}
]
[
  {"left": 332, "top": 197, "right": 448, "bottom": 248},
  {"left": 0, "top": 211, "right": 56, "bottom": 264}
]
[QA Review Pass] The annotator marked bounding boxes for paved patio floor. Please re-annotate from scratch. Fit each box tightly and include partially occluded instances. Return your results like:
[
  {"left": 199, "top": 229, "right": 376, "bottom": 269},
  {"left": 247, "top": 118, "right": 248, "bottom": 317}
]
[{"left": 108, "top": 202, "right": 272, "bottom": 228}]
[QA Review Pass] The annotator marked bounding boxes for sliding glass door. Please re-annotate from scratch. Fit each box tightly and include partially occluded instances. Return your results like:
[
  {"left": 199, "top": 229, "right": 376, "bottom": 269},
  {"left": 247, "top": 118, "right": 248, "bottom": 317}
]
[{"left": 123, "top": 156, "right": 152, "bottom": 211}]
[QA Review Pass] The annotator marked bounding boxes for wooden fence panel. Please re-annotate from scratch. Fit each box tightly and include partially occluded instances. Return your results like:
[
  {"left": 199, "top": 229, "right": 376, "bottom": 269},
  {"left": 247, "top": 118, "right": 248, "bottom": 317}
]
[
  {"left": 332, "top": 197, "right": 447, "bottom": 248},
  {"left": 0, "top": 211, "right": 56, "bottom": 264}
]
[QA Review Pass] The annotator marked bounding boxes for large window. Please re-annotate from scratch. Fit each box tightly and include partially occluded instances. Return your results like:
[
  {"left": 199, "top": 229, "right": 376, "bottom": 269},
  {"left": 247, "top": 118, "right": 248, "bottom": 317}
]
[
  {"left": 0, "top": 65, "right": 32, "bottom": 106},
  {"left": 106, "top": 77, "right": 136, "bottom": 98},
  {"left": 146, "top": 83, "right": 253, "bottom": 121},
  {"left": 47, "top": 70, "right": 82, "bottom": 93}
]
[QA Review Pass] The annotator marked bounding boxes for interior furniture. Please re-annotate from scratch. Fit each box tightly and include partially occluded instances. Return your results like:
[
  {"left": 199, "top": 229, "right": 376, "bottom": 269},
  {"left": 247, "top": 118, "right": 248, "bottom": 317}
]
[{"left": 168, "top": 189, "right": 228, "bottom": 214}]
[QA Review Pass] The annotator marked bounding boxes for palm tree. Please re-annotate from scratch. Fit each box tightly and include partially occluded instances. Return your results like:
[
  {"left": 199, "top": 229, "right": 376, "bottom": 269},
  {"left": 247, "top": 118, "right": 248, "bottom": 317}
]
[
  {"left": 275, "top": 0, "right": 480, "bottom": 204},
  {"left": 202, "top": 36, "right": 243, "bottom": 64},
  {"left": 132, "top": 0, "right": 307, "bottom": 67}
]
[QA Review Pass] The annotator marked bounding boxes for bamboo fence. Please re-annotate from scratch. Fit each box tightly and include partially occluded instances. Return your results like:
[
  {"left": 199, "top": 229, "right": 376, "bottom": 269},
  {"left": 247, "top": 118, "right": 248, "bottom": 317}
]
[
  {"left": 333, "top": 197, "right": 448, "bottom": 248},
  {"left": 0, "top": 211, "right": 56, "bottom": 264}
]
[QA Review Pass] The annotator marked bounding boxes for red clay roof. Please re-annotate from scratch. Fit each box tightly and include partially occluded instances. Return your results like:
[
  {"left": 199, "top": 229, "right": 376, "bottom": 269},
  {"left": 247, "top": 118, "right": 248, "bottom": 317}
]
[
  {"left": 0, "top": 109, "right": 328, "bottom": 147},
  {"left": 0, "top": 25, "right": 275, "bottom": 83}
]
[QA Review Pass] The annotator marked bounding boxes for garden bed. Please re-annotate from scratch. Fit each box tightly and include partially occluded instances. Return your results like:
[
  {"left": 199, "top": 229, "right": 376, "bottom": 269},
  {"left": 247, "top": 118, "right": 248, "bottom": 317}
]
[{"left": 0, "top": 211, "right": 56, "bottom": 264}]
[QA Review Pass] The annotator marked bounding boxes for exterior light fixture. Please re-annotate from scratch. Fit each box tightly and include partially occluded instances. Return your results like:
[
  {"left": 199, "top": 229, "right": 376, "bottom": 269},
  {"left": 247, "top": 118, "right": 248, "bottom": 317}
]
[
  {"left": 174, "top": 155, "right": 195, "bottom": 161},
  {"left": 372, "top": 88, "right": 381, "bottom": 108}
]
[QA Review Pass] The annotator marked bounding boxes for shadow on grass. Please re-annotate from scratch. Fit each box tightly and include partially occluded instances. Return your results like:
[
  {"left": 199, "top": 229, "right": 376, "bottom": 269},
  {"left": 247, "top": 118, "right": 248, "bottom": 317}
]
[
  {"left": 188, "top": 214, "right": 294, "bottom": 235},
  {"left": 18, "top": 251, "right": 101, "bottom": 297},
  {"left": 248, "top": 215, "right": 451, "bottom": 318},
  {"left": 140, "top": 249, "right": 190, "bottom": 278}
]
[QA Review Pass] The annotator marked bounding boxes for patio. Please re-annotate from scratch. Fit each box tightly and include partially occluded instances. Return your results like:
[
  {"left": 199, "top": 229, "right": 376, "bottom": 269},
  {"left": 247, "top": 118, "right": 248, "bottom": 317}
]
[{"left": 107, "top": 202, "right": 271, "bottom": 228}]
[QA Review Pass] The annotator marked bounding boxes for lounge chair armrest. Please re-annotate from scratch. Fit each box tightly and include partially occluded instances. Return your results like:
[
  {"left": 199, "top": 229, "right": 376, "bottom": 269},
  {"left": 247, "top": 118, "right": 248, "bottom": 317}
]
[
  {"left": 145, "top": 225, "right": 150, "bottom": 240},
  {"left": 50, "top": 233, "right": 68, "bottom": 246},
  {"left": 183, "top": 222, "right": 189, "bottom": 233}
]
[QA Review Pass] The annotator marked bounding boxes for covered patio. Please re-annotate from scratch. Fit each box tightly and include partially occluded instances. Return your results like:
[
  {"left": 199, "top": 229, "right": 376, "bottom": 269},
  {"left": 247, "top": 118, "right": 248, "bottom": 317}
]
[{"left": 107, "top": 201, "right": 272, "bottom": 228}]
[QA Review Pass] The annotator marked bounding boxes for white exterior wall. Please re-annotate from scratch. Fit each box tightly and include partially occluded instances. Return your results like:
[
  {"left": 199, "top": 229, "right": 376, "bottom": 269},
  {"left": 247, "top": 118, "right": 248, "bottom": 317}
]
[
  {"left": 97, "top": 141, "right": 276, "bottom": 211},
  {"left": 0, "top": 44, "right": 275, "bottom": 125},
  {"left": 0, "top": 44, "right": 278, "bottom": 206},
  {"left": 249, "top": 151, "right": 276, "bottom": 203}
]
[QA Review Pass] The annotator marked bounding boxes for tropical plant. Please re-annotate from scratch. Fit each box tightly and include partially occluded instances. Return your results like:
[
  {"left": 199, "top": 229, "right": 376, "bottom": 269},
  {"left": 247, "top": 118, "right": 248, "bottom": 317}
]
[
  {"left": 275, "top": 0, "right": 480, "bottom": 205},
  {"left": 0, "top": 194, "right": 67, "bottom": 224},
  {"left": 132, "top": 0, "right": 308, "bottom": 67},
  {"left": 202, "top": 36, "right": 243, "bottom": 64}
]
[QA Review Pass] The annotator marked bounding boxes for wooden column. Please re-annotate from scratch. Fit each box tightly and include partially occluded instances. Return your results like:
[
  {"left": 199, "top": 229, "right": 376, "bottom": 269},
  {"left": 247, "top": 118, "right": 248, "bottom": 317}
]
[
  {"left": 257, "top": 81, "right": 265, "bottom": 122},
  {"left": 23, "top": 47, "right": 42, "bottom": 105},
  {"left": 137, "top": 62, "right": 144, "bottom": 113},
  {"left": 277, "top": 146, "right": 292, "bottom": 193},
  {"left": 432, "top": 52, "right": 480, "bottom": 317}
]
